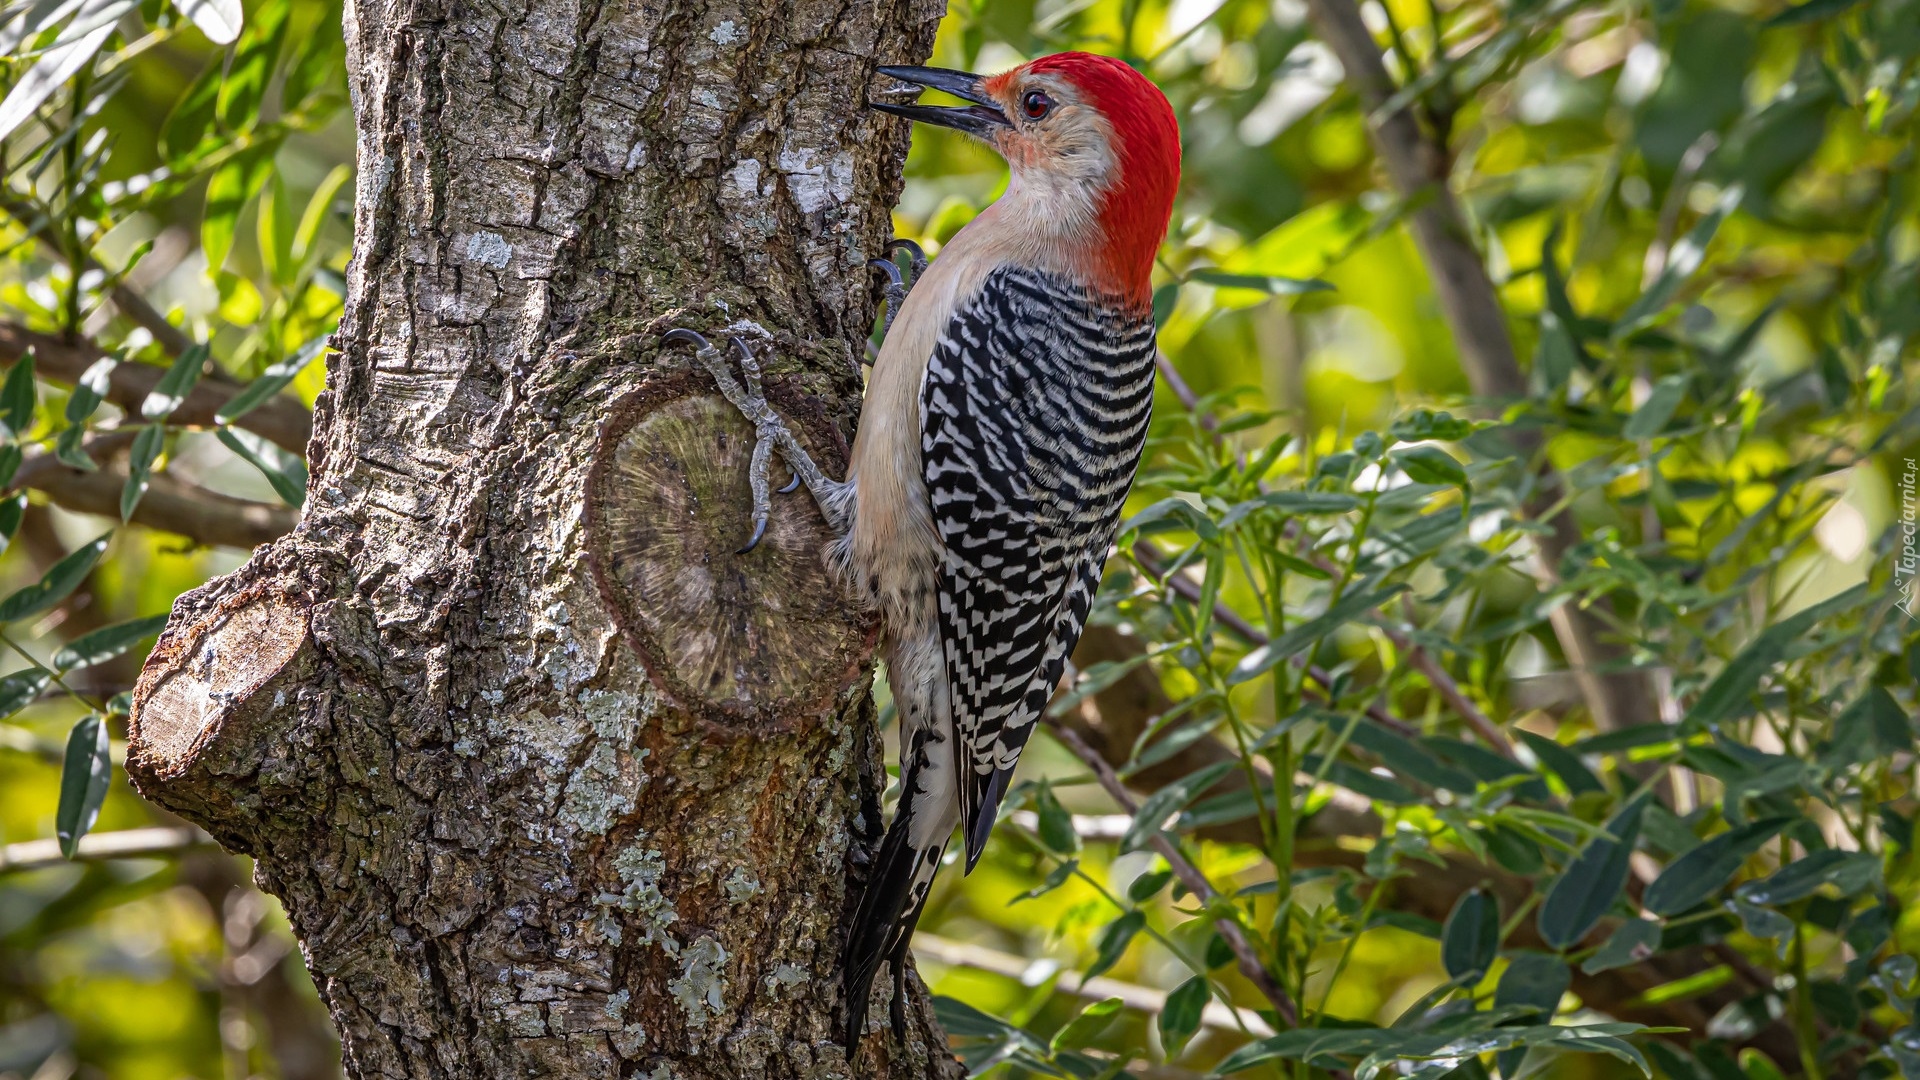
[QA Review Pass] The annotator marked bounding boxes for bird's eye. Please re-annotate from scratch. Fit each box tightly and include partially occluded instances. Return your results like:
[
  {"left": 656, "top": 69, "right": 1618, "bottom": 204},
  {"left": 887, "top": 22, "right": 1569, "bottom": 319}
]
[{"left": 1021, "top": 90, "right": 1053, "bottom": 120}]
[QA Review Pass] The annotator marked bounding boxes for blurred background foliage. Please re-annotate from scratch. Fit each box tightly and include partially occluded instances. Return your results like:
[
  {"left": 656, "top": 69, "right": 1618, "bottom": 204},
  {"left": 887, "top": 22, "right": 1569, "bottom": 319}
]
[{"left": 0, "top": 0, "right": 1915, "bottom": 1074}]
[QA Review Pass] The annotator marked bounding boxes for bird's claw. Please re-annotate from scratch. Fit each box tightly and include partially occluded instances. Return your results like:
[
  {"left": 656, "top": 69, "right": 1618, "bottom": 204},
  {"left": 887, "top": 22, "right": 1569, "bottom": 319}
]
[
  {"left": 869, "top": 238, "right": 930, "bottom": 353},
  {"left": 661, "top": 327, "right": 797, "bottom": 555}
]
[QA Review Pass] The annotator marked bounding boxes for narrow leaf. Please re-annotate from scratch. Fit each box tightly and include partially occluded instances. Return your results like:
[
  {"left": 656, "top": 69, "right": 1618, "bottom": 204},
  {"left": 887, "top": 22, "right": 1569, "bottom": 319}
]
[
  {"left": 65, "top": 354, "right": 116, "bottom": 425},
  {"left": 1539, "top": 794, "right": 1649, "bottom": 949},
  {"left": 1, "top": 352, "right": 36, "bottom": 438},
  {"left": 1442, "top": 889, "right": 1500, "bottom": 981},
  {"left": 217, "top": 425, "right": 307, "bottom": 507},
  {"left": 140, "top": 343, "right": 209, "bottom": 421},
  {"left": 0, "top": 17, "right": 115, "bottom": 143},
  {"left": 1033, "top": 781, "right": 1078, "bottom": 856},
  {"left": 1121, "top": 761, "right": 1233, "bottom": 852},
  {"left": 1228, "top": 583, "right": 1407, "bottom": 684},
  {"left": 1643, "top": 817, "right": 1793, "bottom": 916},
  {"left": 121, "top": 424, "right": 163, "bottom": 521},
  {"left": 0, "top": 667, "right": 51, "bottom": 719},
  {"left": 1614, "top": 185, "right": 1743, "bottom": 337},
  {"left": 216, "top": 336, "right": 326, "bottom": 425},
  {"left": 1050, "top": 997, "right": 1122, "bottom": 1053},
  {"left": 55, "top": 713, "right": 111, "bottom": 858},
  {"left": 1623, "top": 375, "right": 1689, "bottom": 440},
  {"left": 175, "top": 0, "right": 241, "bottom": 44},
  {"left": 1084, "top": 911, "right": 1145, "bottom": 982},
  {"left": 0, "top": 531, "right": 109, "bottom": 623},
  {"left": 1583, "top": 919, "right": 1663, "bottom": 974},
  {"left": 52, "top": 613, "right": 169, "bottom": 671},
  {"left": 1159, "top": 977, "right": 1208, "bottom": 1056}
]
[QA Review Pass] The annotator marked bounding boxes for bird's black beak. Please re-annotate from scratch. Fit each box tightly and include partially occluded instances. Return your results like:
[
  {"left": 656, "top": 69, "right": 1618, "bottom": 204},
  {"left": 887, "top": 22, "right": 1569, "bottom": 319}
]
[{"left": 869, "top": 65, "right": 1011, "bottom": 138}]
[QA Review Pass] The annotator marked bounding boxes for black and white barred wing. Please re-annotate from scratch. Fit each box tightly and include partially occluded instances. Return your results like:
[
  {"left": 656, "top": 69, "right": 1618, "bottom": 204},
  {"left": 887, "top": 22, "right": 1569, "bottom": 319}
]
[{"left": 920, "top": 265, "right": 1157, "bottom": 870}]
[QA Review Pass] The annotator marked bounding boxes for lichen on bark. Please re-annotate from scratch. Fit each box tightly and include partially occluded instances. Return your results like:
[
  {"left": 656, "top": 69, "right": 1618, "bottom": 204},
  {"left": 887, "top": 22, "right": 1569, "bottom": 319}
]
[{"left": 123, "top": 0, "right": 961, "bottom": 1076}]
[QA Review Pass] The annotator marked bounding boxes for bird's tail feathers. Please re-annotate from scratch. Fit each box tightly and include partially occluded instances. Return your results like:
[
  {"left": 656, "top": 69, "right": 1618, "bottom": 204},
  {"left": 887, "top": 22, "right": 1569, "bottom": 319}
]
[{"left": 843, "top": 809, "right": 945, "bottom": 1048}]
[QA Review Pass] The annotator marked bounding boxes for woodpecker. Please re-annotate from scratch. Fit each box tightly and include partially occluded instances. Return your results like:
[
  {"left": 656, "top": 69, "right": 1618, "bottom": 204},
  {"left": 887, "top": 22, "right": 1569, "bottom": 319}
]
[{"left": 665, "top": 51, "right": 1180, "bottom": 1047}]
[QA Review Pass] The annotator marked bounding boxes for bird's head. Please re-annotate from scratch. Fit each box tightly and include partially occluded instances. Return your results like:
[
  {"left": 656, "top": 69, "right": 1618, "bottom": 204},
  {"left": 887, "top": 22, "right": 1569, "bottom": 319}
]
[{"left": 871, "top": 52, "right": 1181, "bottom": 303}]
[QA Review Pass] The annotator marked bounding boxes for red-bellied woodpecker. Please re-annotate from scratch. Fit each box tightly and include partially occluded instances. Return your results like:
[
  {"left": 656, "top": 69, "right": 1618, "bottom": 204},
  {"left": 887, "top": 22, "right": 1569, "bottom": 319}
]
[{"left": 665, "top": 50, "right": 1180, "bottom": 1049}]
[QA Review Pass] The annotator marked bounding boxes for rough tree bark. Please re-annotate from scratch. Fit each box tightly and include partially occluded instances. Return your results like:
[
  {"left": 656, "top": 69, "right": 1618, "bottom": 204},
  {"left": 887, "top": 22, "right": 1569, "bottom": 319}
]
[{"left": 123, "top": 1, "right": 964, "bottom": 1077}]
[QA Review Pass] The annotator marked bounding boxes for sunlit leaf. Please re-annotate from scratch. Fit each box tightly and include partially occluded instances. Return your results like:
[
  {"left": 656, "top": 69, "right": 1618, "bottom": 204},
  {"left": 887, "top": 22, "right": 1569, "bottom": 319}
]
[
  {"left": 52, "top": 613, "right": 169, "bottom": 671},
  {"left": 0, "top": 532, "right": 109, "bottom": 622}
]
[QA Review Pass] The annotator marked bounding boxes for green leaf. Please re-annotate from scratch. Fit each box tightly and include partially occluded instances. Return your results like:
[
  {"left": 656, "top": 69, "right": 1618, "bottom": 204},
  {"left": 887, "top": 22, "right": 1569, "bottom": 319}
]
[
  {"left": 258, "top": 172, "right": 296, "bottom": 287},
  {"left": 215, "top": 0, "right": 286, "bottom": 129},
  {"left": 1494, "top": 952, "right": 1571, "bottom": 1075},
  {"left": 1188, "top": 269, "right": 1334, "bottom": 295},
  {"left": 1683, "top": 584, "right": 1868, "bottom": 730},
  {"left": 0, "top": 351, "right": 35, "bottom": 439},
  {"left": 1538, "top": 794, "right": 1648, "bottom": 949},
  {"left": 217, "top": 426, "right": 308, "bottom": 507},
  {"left": 203, "top": 140, "right": 281, "bottom": 274},
  {"left": 1159, "top": 977, "right": 1208, "bottom": 1056},
  {"left": 1764, "top": 0, "right": 1865, "bottom": 24},
  {"left": 1496, "top": 951, "right": 1569, "bottom": 1016},
  {"left": 1121, "top": 495, "right": 1217, "bottom": 540},
  {"left": 1441, "top": 888, "right": 1499, "bottom": 981},
  {"left": 1347, "top": 721, "right": 1478, "bottom": 793},
  {"left": 1033, "top": 781, "right": 1078, "bottom": 856},
  {"left": 0, "top": 444, "right": 19, "bottom": 491},
  {"left": 1825, "top": 685, "right": 1914, "bottom": 765},
  {"left": 55, "top": 713, "right": 111, "bottom": 858},
  {"left": 1517, "top": 730, "right": 1603, "bottom": 795},
  {"left": 0, "top": 667, "right": 51, "bottom": 719},
  {"left": 1084, "top": 911, "right": 1145, "bottom": 982},
  {"left": 1736, "top": 849, "right": 1881, "bottom": 906},
  {"left": 1583, "top": 919, "right": 1663, "bottom": 974},
  {"left": 1050, "top": 996, "right": 1122, "bottom": 1053},
  {"left": 1614, "top": 185, "right": 1743, "bottom": 338},
  {"left": 1014, "top": 859, "right": 1078, "bottom": 903},
  {"left": 52, "top": 427, "right": 95, "bottom": 471},
  {"left": 216, "top": 336, "right": 327, "bottom": 425},
  {"left": 1127, "top": 868, "right": 1172, "bottom": 903},
  {"left": 1121, "top": 761, "right": 1234, "bottom": 852},
  {"left": 1643, "top": 817, "right": 1792, "bottom": 916},
  {"left": 0, "top": 18, "right": 116, "bottom": 145},
  {"left": 65, "top": 354, "right": 116, "bottom": 424},
  {"left": 1227, "top": 584, "right": 1407, "bottom": 685},
  {"left": 1152, "top": 282, "right": 1179, "bottom": 329},
  {"left": 176, "top": 0, "right": 242, "bottom": 44},
  {"left": 121, "top": 425, "right": 164, "bottom": 521},
  {"left": 293, "top": 164, "right": 353, "bottom": 265},
  {"left": 1623, "top": 375, "right": 1690, "bottom": 440},
  {"left": 52, "top": 613, "right": 169, "bottom": 671},
  {"left": 141, "top": 343, "right": 209, "bottom": 421},
  {"left": 159, "top": 58, "right": 224, "bottom": 163},
  {"left": 0, "top": 532, "right": 109, "bottom": 623},
  {"left": 0, "top": 492, "right": 27, "bottom": 551},
  {"left": 1392, "top": 445, "right": 1470, "bottom": 494}
]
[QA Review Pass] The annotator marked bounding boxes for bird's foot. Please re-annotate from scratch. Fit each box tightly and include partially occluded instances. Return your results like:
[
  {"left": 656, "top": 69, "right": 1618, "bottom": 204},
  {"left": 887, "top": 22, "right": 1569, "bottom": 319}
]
[
  {"left": 868, "top": 238, "right": 928, "bottom": 351},
  {"left": 661, "top": 326, "right": 850, "bottom": 551}
]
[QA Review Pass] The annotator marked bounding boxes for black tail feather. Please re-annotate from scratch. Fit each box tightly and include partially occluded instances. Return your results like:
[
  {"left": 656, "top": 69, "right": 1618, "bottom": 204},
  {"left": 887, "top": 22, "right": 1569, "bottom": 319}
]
[{"left": 842, "top": 810, "right": 938, "bottom": 1049}]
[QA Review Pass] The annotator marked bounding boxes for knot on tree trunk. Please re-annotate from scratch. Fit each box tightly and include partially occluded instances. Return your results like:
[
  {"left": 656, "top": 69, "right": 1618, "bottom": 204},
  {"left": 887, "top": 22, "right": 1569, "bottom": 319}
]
[{"left": 585, "top": 373, "right": 873, "bottom": 730}]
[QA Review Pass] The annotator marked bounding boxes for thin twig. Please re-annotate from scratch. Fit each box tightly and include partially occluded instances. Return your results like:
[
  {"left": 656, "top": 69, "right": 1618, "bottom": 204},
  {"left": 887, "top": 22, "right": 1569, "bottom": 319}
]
[
  {"left": 0, "top": 825, "right": 211, "bottom": 873},
  {"left": 1048, "top": 721, "right": 1302, "bottom": 1030},
  {"left": 13, "top": 433, "right": 295, "bottom": 549},
  {"left": 0, "top": 323, "right": 313, "bottom": 454}
]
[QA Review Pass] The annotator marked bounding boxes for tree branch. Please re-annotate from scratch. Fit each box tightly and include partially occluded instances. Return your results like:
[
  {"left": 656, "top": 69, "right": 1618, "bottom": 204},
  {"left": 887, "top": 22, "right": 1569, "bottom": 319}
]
[
  {"left": 13, "top": 439, "right": 295, "bottom": 549},
  {"left": 0, "top": 323, "right": 313, "bottom": 455}
]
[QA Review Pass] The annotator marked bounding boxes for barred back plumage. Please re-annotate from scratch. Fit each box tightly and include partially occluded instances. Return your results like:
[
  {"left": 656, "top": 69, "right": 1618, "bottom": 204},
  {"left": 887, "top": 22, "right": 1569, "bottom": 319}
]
[{"left": 921, "top": 265, "right": 1157, "bottom": 864}]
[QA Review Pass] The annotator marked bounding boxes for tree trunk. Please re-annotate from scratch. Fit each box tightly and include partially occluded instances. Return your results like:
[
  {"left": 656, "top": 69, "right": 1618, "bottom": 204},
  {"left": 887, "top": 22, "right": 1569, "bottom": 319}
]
[{"left": 123, "top": 1, "right": 961, "bottom": 1076}]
